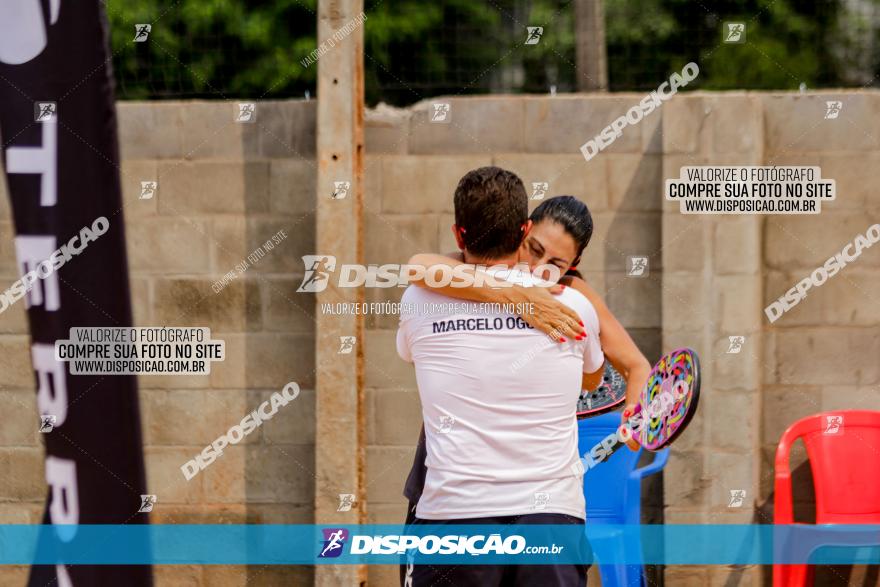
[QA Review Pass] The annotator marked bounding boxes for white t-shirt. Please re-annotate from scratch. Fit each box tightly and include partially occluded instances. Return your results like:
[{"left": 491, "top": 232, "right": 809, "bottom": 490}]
[{"left": 396, "top": 270, "right": 603, "bottom": 520}]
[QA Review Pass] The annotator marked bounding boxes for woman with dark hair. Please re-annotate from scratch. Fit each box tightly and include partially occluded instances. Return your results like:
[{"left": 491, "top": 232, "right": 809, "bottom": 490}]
[
  {"left": 399, "top": 195, "right": 651, "bottom": 585},
  {"left": 528, "top": 195, "right": 594, "bottom": 278}
]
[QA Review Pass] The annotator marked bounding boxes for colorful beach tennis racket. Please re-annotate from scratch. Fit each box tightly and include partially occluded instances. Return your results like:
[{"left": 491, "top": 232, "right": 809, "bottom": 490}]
[
  {"left": 624, "top": 347, "right": 701, "bottom": 451},
  {"left": 576, "top": 361, "right": 627, "bottom": 419}
]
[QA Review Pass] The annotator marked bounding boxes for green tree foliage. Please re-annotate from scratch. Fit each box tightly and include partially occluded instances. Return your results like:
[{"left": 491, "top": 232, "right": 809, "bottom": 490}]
[
  {"left": 107, "top": 0, "right": 863, "bottom": 103},
  {"left": 109, "top": 0, "right": 318, "bottom": 99},
  {"left": 362, "top": 1, "right": 505, "bottom": 104},
  {"left": 604, "top": 0, "right": 844, "bottom": 91}
]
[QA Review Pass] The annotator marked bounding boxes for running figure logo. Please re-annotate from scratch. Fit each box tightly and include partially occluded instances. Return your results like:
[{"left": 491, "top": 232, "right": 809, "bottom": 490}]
[
  {"left": 430, "top": 103, "right": 451, "bottom": 123},
  {"left": 338, "top": 336, "right": 356, "bottom": 355},
  {"left": 525, "top": 27, "right": 544, "bottom": 45},
  {"left": 138, "top": 494, "right": 157, "bottom": 513},
  {"left": 723, "top": 23, "right": 745, "bottom": 43},
  {"left": 727, "top": 336, "right": 745, "bottom": 354},
  {"left": 39, "top": 415, "right": 56, "bottom": 433},
  {"left": 533, "top": 492, "right": 550, "bottom": 510},
  {"left": 140, "top": 181, "right": 158, "bottom": 200},
  {"left": 236, "top": 102, "right": 256, "bottom": 123},
  {"left": 297, "top": 255, "right": 336, "bottom": 292},
  {"left": 627, "top": 256, "right": 649, "bottom": 277},
  {"left": 437, "top": 415, "right": 455, "bottom": 434},
  {"left": 34, "top": 102, "right": 57, "bottom": 123},
  {"left": 318, "top": 528, "right": 349, "bottom": 558},
  {"left": 824, "top": 415, "right": 843, "bottom": 435},
  {"left": 133, "top": 24, "right": 152, "bottom": 42},
  {"left": 824, "top": 101, "right": 843, "bottom": 119},
  {"left": 728, "top": 489, "right": 746, "bottom": 508},
  {"left": 331, "top": 181, "right": 351, "bottom": 200},
  {"left": 337, "top": 494, "right": 356, "bottom": 512},
  {"left": 531, "top": 182, "right": 549, "bottom": 200}
]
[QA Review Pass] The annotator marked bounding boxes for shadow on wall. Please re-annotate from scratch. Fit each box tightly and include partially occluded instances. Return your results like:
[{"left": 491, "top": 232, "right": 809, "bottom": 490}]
[{"left": 604, "top": 119, "right": 664, "bottom": 586}]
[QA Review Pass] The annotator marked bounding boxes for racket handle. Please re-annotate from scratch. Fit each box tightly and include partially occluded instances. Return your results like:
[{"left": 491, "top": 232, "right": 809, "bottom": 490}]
[
  {"left": 618, "top": 409, "right": 643, "bottom": 453},
  {"left": 605, "top": 435, "right": 638, "bottom": 458}
]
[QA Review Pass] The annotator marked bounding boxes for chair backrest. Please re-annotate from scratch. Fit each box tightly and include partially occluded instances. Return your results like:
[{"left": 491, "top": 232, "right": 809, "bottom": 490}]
[
  {"left": 776, "top": 410, "right": 880, "bottom": 524},
  {"left": 578, "top": 414, "right": 641, "bottom": 523}
]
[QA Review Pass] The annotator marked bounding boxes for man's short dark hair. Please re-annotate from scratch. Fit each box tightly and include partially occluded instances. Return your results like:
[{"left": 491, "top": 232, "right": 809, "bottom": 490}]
[{"left": 453, "top": 166, "right": 528, "bottom": 259}]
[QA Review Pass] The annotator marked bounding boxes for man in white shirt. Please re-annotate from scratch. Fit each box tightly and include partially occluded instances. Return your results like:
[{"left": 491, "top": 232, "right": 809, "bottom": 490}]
[{"left": 396, "top": 166, "right": 603, "bottom": 586}]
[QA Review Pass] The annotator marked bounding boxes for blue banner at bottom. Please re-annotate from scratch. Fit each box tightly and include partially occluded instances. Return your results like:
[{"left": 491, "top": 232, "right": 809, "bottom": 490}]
[{"left": 0, "top": 525, "right": 878, "bottom": 565}]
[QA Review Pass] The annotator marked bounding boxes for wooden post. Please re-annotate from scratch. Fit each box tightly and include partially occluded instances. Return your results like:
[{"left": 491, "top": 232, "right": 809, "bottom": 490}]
[
  {"left": 314, "top": 0, "right": 365, "bottom": 585},
  {"left": 575, "top": 0, "right": 608, "bottom": 91}
]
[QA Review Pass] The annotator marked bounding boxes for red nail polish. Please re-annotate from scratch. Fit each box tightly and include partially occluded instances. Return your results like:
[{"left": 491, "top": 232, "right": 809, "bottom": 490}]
[
  {"left": 623, "top": 409, "right": 631, "bottom": 417},
  {"left": 578, "top": 321, "right": 584, "bottom": 327},
  {"left": 559, "top": 337, "right": 566, "bottom": 342}
]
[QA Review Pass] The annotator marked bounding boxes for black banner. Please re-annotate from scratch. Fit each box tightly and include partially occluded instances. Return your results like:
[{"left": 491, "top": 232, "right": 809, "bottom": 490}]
[{"left": 0, "top": 2, "right": 152, "bottom": 585}]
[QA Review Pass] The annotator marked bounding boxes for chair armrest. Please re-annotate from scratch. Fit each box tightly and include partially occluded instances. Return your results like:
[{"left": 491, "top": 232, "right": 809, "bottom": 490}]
[
  {"left": 774, "top": 424, "right": 799, "bottom": 525},
  {"left": 774, "top": 472, "right": 794, "bottom": 524},
  {"left": 629, "top": 448, "right": 669, "bottom": 480}
]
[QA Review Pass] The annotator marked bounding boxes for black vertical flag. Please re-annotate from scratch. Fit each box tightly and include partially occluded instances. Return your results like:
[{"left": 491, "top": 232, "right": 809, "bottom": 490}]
[{"left": 0, "top": 1, "right": 152, "bottom": 585}]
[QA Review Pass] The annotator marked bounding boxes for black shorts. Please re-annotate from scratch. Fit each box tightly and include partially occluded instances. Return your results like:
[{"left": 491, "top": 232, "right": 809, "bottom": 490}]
[
  {"left": 399, "top": 501, "right": 418, "bottom": 586},
  {"left": 399, "top": 510, "right": 591, "bottom": 587}
]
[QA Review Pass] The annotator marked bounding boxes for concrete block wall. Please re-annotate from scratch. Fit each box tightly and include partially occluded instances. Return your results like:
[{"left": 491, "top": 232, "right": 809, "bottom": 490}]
[
  {"left": 0, "top": 99, "right": 319, "bottom": 586},
  {"left": 660, "top": 93, "right": 766, "bottom": 587},
  {"left": 126, "top": 100, "right": 319, "bottom": 586},
  {"left": 657, "top": 91, "right": 880, "bottom": 587},
  {"left": 759, "top": 92, "right": 880, "bottom": 545}
]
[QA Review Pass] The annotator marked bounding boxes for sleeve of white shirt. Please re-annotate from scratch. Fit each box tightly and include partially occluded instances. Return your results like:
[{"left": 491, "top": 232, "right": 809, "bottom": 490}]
[
  {"left": 396, "top": 321, "right": 413, "bottom": 363},
  {"left": 579, "top": 301, "right": 604, "bottom": 374},
  {"left": 396, "top": 287, "right": 415, "bottom": 363}
]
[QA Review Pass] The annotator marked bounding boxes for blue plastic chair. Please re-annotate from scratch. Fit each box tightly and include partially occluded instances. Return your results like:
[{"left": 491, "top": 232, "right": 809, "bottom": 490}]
[{"left": 578, "top": 413, "right": 669, "bottom": 587}]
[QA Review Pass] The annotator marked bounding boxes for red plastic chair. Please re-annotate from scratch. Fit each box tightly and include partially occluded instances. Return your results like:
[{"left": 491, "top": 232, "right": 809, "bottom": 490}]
[{"left": 773, "top": 410, "right": 880, "bottom": 586}]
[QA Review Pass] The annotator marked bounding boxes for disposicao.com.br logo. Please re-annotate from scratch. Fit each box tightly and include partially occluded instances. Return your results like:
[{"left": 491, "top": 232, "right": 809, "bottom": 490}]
[
  {"left": 320, "top": 531, "right": 561, "bottom": 557},
  {"left": 318, "top": 528, "right": 349, "bottom": 558},
  {"left": 296, "top": 255, "right": 561, "bottom": 292}
]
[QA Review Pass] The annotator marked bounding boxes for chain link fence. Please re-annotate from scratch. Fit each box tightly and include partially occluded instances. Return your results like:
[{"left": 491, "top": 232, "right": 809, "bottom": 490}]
[{"left": 110, "top": 0, "right": 880, "bottom": 104}]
